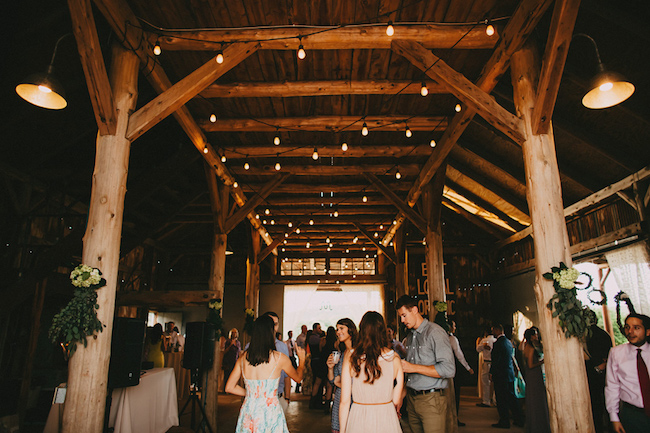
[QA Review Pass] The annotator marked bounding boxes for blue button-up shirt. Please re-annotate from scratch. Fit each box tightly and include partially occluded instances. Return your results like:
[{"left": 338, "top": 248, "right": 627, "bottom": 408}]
[{"left": 404, "top": 319, "right": 455, "bottom": 390}]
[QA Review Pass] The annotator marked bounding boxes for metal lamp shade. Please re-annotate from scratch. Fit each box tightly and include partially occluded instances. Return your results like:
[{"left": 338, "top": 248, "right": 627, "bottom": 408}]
[
  {"left": 16, "top": 66, "right": 67, "bottom": 110},
  {"left": 582, "top": 67, "right": 635, "bottom": 109}
]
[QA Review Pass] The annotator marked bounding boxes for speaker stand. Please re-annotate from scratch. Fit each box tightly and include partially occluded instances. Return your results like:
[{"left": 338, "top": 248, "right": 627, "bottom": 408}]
[{"left": 179, "top": 369, "right": 213, "bottom": 433}]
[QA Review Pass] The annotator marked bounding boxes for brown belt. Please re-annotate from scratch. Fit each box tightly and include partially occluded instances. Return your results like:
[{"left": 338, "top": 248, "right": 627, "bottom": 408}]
[{"left": 353, "top": 401, "right": 392, "bottom": 405}]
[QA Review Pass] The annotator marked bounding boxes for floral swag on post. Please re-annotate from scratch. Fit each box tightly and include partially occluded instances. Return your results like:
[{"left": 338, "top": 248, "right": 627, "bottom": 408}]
[
  {"left": 243, "top": 308, "right": 255, "bottom": 335},
  {"left": 49, "top": 264, "right": 106, "bottom": 356},
  {"left": 544, "top": 262, "right": 594, "bottom": 340},
  {"left": 207, "top": 299, "right": 225, "bottom": 339}
]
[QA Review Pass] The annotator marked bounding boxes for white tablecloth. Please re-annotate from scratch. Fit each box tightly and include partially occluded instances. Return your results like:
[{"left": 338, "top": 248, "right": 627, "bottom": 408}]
[
  {"left": 109, "top": 368, "right": 179, "bottom": 433},
  {"left": 44, "top": 368, "right": 179, "bottom": 433}
]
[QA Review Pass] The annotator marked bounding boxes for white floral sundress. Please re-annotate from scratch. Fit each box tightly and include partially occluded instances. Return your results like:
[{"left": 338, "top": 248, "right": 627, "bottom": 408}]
[{"left": 235, "top": 354, "right": 289, "bottom": 433}]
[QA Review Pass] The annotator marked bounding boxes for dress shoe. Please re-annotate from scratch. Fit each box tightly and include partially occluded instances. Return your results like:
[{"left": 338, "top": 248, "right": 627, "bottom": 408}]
[
  {"left": 492, "top": 423, "right": 510, "bottom": 429},
  {"left": 458, "top": 421, "right": 466, "bottom": 427},
  {"left": 476, "top": 403, "right": 491, "bottom": 408}
]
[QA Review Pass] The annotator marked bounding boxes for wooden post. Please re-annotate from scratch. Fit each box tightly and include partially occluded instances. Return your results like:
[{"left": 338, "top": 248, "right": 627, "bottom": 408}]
[
  {"left": 394, "top": 226, "right": 408, "bottom": 298},
  {"left": 423, "top": 164, "right": 447, "bottom": 321},
  {"left": 246, "top": 226, "right": 261, "bottom": 313},
  {"left": 62, "top": 44, "right": 139, "bottom": 433},
  {"left": 511, "top": 43, "right": 594, "bottom": 433}
]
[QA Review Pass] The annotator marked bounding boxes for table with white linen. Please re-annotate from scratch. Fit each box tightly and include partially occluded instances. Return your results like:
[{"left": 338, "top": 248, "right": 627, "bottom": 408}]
[
  {"left": 44, "top": 368, "right": 178, "bottom": 433},
  {"left": 109, "top": 367, "right": 179, "bottom": 433}
]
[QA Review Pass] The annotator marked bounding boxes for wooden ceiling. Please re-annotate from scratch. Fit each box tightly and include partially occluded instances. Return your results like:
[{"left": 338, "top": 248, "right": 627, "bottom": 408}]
[{"left": 2, "top": 0, "right": 650, "bottom": 265}]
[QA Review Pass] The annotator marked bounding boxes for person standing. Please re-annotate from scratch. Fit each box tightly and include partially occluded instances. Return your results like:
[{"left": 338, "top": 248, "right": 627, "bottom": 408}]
[
  {"left": 310, "top": 322, "right": 326, "bottom": 409},
  {"left": 522, "top": 327, "right": 550, "bottom": 433},
  {"left": 476, "top": 329, "right": 496, "bottom": 407},
  {"left": 295, "top": 325, "right": 308, "bottom": 393},
  {"left": 396, "top": 295, "right": 456, "bottom": 433},
  {"left": 226, "top": 315, "right": 305, "bottom": 433},
  {"left": 387, "top": 325, "right": 407, "bottom": 359},
  {"left": 490, "top": 324, "right": 524, "bottom": 429},
  {"left": 260, "top": 312, "right": 292, "bottom": 410},
  {"left": 585, "top": 312, "right": 613, "bottom": 433},
  {"left": 605, "top": 313, "right": 650, "bottom": 433},
  {"left": 339, "top": 311, "right": 403, "bottom": 433},
  {"left": 327, "top": 318, "right": 358, "bottom": 433},
  {"left": 223, "top": 328, "right": 242, "bottom": 389},
  {"left": 449, "top": 320, "right": 474, "bottom": 427}
]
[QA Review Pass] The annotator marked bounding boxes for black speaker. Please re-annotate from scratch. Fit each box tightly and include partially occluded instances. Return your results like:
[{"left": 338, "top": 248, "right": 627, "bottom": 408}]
[
  {"left": 108, "top": 318, "right": 145, "bottom": 389},
  {"left": 183, "top": 321, "right": 215, "bottom": 371}
]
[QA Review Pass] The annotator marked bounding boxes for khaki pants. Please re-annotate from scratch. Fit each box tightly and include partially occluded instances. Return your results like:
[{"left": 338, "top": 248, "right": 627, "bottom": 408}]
[{"left": 406, "top": 390, "right": 448, "bottom": 433}]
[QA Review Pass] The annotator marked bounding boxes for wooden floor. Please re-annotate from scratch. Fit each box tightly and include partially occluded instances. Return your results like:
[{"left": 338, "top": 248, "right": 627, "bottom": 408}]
[{"left": 168, "top": 386, "right": 526, "bottom": 433}]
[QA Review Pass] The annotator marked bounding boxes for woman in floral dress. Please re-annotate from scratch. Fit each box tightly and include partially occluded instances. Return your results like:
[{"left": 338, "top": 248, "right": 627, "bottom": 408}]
[{"left": 226, "top": 315, "right": 305, "bottom": 433}]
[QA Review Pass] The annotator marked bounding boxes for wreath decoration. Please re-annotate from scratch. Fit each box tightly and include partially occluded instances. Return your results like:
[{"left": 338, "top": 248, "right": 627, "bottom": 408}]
[
  {"left": 543, "top": 262, "right": 594, "bottom": 340},
  {"left": 49, "top": 264, "right": 106, "bottom": 356}
]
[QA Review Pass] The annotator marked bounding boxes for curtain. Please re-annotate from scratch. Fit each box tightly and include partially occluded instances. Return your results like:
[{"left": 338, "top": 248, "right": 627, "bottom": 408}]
[{"left": 604, "top": 242, "right": 650, "bottom": 315}]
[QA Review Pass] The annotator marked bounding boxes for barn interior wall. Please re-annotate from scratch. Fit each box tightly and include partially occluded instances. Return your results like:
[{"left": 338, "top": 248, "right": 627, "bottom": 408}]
[{"left": 490, "top": 270, "right": 538, "bottom": 327}]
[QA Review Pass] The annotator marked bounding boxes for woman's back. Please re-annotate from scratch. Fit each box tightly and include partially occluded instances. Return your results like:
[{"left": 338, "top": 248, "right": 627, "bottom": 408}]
[{"left": 241, "top": 351, "right": 282, "bottom": 380}]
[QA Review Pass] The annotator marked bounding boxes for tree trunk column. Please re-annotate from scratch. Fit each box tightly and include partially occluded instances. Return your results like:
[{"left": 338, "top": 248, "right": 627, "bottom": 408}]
[
  {"left": 63, "top": 45, "right": 139, "bottom": 433},
  {"left": 423, "top": 164, "right": 447, "bottom": 321},
  {"left": 246, "top": 227, "right": 261, "bottom": 313},
  {"left": 394, "top": 226, "right": 408, "bottom": 298},
  {"left": 511, "top": 43, "right": 593, "bottom": 433}
]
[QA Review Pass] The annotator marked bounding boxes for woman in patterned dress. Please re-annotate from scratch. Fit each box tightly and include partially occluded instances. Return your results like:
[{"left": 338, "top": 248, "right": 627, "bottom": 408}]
[
  {"left": 226, "top": 315, "right": 305, "bottom": 433},
  {"left": 326, "top": 318, "right": 358, "bottom": 433}
]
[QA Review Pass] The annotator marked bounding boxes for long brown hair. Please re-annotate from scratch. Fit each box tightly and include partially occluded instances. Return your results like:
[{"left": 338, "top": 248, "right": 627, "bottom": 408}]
[{"left": 350, "top": 311, "right": 389, "bottom": 384}]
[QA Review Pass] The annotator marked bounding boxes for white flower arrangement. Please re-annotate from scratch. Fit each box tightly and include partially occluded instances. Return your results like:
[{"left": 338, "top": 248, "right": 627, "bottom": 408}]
[
  {"left": 70, "top": 264, "right": 102, "bottom": 288},
  {"left": 552, "top": 267, "right": 581, "bottom": 289},
  {"left": 209, "top": 299, "right": 223, "bottom": 310}
]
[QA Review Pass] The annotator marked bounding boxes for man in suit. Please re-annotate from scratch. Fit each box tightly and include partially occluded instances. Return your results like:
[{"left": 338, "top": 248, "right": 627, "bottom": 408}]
[{"left": 490, "top": 324, "right": 524, "bottom": 429}]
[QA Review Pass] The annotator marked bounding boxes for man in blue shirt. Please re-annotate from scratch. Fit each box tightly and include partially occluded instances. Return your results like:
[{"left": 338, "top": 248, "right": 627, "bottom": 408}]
[{"left": 397, "top": 295, "right": 455, "bottom": 433}]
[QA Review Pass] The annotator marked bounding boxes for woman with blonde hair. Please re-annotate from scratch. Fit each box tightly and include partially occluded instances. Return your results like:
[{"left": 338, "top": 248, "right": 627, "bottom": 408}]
[{"left": 339, "top": 311, "right": 403, "bottom": 433}]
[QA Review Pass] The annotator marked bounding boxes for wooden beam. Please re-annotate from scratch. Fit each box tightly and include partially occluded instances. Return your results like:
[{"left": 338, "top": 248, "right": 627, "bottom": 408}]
[
  {"left": 68, "top": 0, "right": 116, "bottom": 135},
  {"left": 201, "top": 80, "right": 447, "bottom": 98},
  {"left": 93, "top": 0, "right": 275, "bottom": 249},
  {"left": 382, "top": 0, "right": 554, "bottom": 246},
  {"left": 364, "top": 173, "right": 427, "bottom": 235},
  {"left": 127, "top": 42, "right": 259, "bottom": 141},
  {"left": 116, "top": 290, "right": 220, "bottom": 307},
  {"left": 241, "top": 183, "right": 412, "bottom": 194},
  {"left": 259, "top": 227, "right": 297, "bottom": 262},
  {"left": 231, "top": 164, "right": 421, "bottom": 176},
  {"left": 532, "top": 0, "right": 581, "bottom": 134},
  {"left": 352, "top": 222, "right": 397, "bottom": 265},
  {"left": 224, "top": 174, "right": 290, "bottom": 234},
  {"left": 201, "top": 116, "right": 447, "bottom": 132},
  {"left": 391, "top": 39, "right": 525, "bottom": 145},
  {"left": 442, "top": 199, "right": 509, "bottom": 238},
  {"left": 160, "top": 24, "right": 497, "bottom": 51},
  {"left": 616, "top": 191, "right": 638, "bottom": 212},
  {"left": 225, "top": 144, "right": 433, "bottom": 158}
]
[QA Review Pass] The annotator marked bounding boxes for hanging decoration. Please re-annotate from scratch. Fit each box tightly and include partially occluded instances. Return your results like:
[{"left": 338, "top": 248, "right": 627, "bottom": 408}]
[{"left": 544, "top": 262, "right": 594, "bottom": 339}]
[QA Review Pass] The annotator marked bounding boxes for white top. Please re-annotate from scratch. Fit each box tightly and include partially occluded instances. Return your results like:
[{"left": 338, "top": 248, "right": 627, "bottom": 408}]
[
  {"left": 450, "top": 335, "right": 472, "bottom": 372},
  {"left": 476, "top": 335, "right": 496, "bottom": 361},
  {"left": 605, "top": 341, "right": 650, "bottom": 422}
]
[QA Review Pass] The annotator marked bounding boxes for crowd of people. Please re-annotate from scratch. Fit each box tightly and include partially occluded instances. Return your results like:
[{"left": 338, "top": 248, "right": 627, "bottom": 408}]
[{"left": 222, "top": 301, "right": 650, "bottom": 433}]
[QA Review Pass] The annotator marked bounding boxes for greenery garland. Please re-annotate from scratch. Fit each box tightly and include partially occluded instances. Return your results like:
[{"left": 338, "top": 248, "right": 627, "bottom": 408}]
[
  {"left": 543, "top": 262, "right": 594, "bottom": 340},
  {"left": 49, "top": 265, "right": 106, "bottom": 356}
]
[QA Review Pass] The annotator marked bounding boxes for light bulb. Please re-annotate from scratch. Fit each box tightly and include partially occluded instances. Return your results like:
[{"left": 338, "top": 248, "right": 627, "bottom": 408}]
[
  {"left": 396, "top": 170, "right": 401, "bottom": 179},
  {"left": 599, "top": 82, "right": 614, "bottom": 92},
  {"left": 362, "top": 247, "right": 366, "bottom": 251},
  {"left": 270, "top": 220, "right": 275, "bottom": 225},
  {"left": 386, "top": 21, "right": 395, "bottom": 36},
  {"left": 275, "top": 161, "right": 281, "bottom": 171},
  {"left": 334, "top": 210, "right": 339, "bottom": 217},
  {"left": 405, "top": 127, "right": 412, "bottom": 138},
  {"left": 486, "top": 24, "right": 495, "bottom": 37},
  {"left": 244, "top": 161, "right": 250, "bottom": 170},
  {"left": 296, "top": 228, "right": 301, "bottom": 234},
  {"left": 255, "top": 214, "right": 260, "bottom": 219},
  {"left": 326, "top": 237, "right": 330, "bottom": 243},
  {"left": 341, "top": 142, "right": 348, "bottom": 151},
  {"left": 312, "top": 148, "right": 319, "bottom": 160},
  {"left": 362, "top": 195, "right": 368, "bottom": 202},
  {"left": 265, "top": 208, "right": 270, "bottom": 215},
  {"left": 153, "top": 42, "right": 161, "bottom": 56},
  {"left": 346, "top": 249, "right": 350, "bottom": 253},
  {"left": 420, "top": 82, "right": 429, "bottom": 97},
  {"left": 262, "top": 219, "right": 267, "bottom": 224},
  {"left": 221, "top": 155, "right": 227, "bottom": 163},
  {"left": 309, "top": 219, "right": 314, "bottom": 225},
  {"left": 353, "top": 236, "right": 358, "bottom": 243},
  {"left": 374, "top": 232, "right": 379, "bottom": 238},
  {"left": 361, "top": 122, "right": 369, "bottom": 136},
  {"left": 298, "top": 45, "right": 306, "bottom": 60},
  {"left": 203, "top": 145, "right": 209, "bottom": 154},
  {"left": 288, "top": 222, "right": 293, "bottom": 228},
  {"left": 380, "top": 224, "right": 384, "bottom": 229},
  {"left": 216, "top": 51, "right": 224, "bottom": 64},
  {"left": 233, "top": 181, "right": 239, "bottom": 188},
  {"left": 282, "top": 247, "right": 286, "bottom": 251},
  {"left": 455, "top": 103, "right": 462, "bottom": 112},
  {"left": 430, "top": 139, "right": 436, "bottom": 148},
  {"left": 274, "top": 134, "right": 280, "bottom": 145},
  {"left": 306, "top": 242, "right": 310, "bottom": 248},
  {"left": 209, "top": 113, "right": 217, "bottom": 123}
]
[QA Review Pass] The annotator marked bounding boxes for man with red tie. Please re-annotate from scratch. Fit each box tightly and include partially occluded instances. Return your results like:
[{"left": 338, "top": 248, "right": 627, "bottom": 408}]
[{"left": 605, "top": 313, "right": 650, "bottom": 433}]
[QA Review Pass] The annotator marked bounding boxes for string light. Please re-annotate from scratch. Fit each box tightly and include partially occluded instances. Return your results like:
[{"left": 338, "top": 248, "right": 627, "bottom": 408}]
[
  {"left": 334, "top": 210, "right": 339, "bottom": 217},
  {"left": 379, "top": 224, "right": 384, "bottom": 229},
  {"left": 216, "top": 50, "right": 224, "bottom": 64},
  {"left": 306, "top": 242, "right": 310, "bottom": 248},
  {"left": 362, "top": 195, "right": 368, "bottom": 202},
  {"left": 262, "top": 219, "right": 267, "bottom": 224},
  {"left": 297, "top": 36, "right": 306, "bottom": 60},
  {"left": 430, "top": 139, "right": 437, "bottom": 148},
  {"left": 153, "top": 39, "right": 161, "bottom": 56},
  {"left": 270, "top": 220, "right": 275, "bottom": 225},
  {"left": 405, "top": 125, "right": 412, "bottom": 138},
  {"left": 395, "top": 167, "right": 402, "bottom": 179},
  {"left": 203, "top": 144, "right": 209, "bottom": 154},
  {"left": 288, "top": 222, "right": 293, "bottom": 228},
  {"left": 255, "top": 214, "right": 260, "bottom": 219},
  {"left": 353, "top": 236, "right": 359, "bottom": 243},
  {"left": 374, "top": 232, "right": 379, "bottom": 238},
  {"left": 341, "top": 142, "right": 348, "bottom": 152},
  {"left": 485, "top": 22, "right": 495, "bottom": 37},
  {"left": 244, "top": 155, "right": 250, "bottom": 170},
  {"left": 312, "top": 148, "right": 319, "bottom": 160},
  {"left": 309, "top": 219, "right": 314, "bottom": 225},
  {"left": 209, "top": 113, "right": 217, "bottom": 123},
  {"left": 265, "top": 208, "right": 270, "bottom": 215},
  {"left": 233, "top": 181, "right": 239, "bottom": 188},
  {"left": 326, "top": 236, "right": 330, "bottom": 243},
  {"left": 420, "top": 82, "right": 429, "bottom": 97},
  {"left": 275, "top": 153, "right": 281, "bottom": 171},
  {"left": 386, "top": 21, "right": 395, "bottom": 36},
  {"left": 221, "top": 154, "right": 227, "bottom": 163},
  {"left": 455, "top": 103, "right": 462, "bottom": 112},
  {"left": 296, "top": 228, "right": 301, "bottom": 234},
  {"left": 361, "top": 122, "right": 369, "bottom": 136},
  {"left": 274, "top": 129, "right": 280, "bottom": 145}
]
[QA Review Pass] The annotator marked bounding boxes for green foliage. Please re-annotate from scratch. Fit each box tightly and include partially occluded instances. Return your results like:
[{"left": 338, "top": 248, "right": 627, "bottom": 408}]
[
  {"left": 243, "top": 308, "right": 255, "bottom": 335},
  {"left": 206, "top": 298, "right": 225, "bottom": 339},
  {"left": 49, "top": 268, "right": 106, "bottom": 356},
  {"left": 593, "top": 309, "right": 628, "bottom": 346},
  {"left": 544, "top": 262, "right": 594, "bottom": 340}
]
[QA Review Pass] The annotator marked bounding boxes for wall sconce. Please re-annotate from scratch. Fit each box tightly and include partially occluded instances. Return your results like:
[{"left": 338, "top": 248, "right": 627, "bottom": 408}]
[
  {"left": 16, "top": 34, "right": 70, "bottom": 109},
  {"left": 575, "top": 34, "right": 635, "bottom": 109}
]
